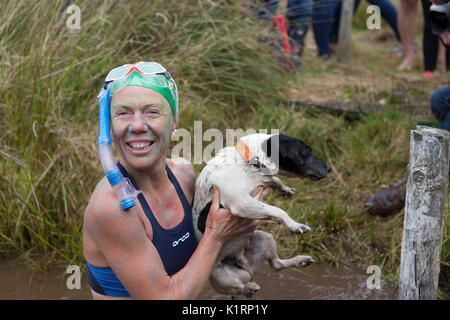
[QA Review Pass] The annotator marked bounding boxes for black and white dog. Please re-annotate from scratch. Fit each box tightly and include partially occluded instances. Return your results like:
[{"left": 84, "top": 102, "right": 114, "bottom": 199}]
[{"left": 192, "top": 133, "right": 331, "bottom": 297}]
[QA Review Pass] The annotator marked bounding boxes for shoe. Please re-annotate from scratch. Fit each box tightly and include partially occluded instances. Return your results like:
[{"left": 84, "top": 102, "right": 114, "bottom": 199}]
[
  {"left": 363, "top": 176, "right": 407, "bottom": 217},
  {"left": 319, "top": 53, "right": 332, "bottom": 62}
]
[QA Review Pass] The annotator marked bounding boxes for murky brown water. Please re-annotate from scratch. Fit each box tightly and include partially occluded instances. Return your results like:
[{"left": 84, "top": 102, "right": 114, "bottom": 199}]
[{"left": 0, "top": 259, "right": 397, "bottom": 300}]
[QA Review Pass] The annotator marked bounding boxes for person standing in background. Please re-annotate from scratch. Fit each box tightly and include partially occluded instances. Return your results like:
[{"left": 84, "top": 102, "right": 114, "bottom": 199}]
[
  {"left": 311, "top": 0, "right": 341, "bottom": 60},
  {"left": 254, "top": 0, "right": 311, "bottom": 66},
  {"left": 421, "top": 0, "right": 450, "bottom": 76},
  {"left": 312, "top": 0, "right": 401, "bottom": 61},
  {"left": 397, "top": 0, "right": 418, "bottom": 70}
]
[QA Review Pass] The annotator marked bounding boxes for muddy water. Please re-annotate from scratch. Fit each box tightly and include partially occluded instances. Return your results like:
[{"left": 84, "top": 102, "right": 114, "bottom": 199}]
[{"left": 0, "top": 259, "right": 397, "bottom": 300}]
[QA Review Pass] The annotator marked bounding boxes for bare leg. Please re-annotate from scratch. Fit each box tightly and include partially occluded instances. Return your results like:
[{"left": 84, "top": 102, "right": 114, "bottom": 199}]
[
  {"left": 437, "top": 42, "right": 446, "bottom": 72},
  {"left": 398, "top": 0, "right": 418, "bottom": 71}
]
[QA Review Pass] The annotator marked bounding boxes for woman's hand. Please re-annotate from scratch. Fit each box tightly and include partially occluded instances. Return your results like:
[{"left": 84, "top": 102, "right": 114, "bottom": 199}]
[
  {"left": 205, "top": 185, "right": 260, "bottom": 244},
  {"left": 250, "top": 185, "right": 271, "bottom": 201}
]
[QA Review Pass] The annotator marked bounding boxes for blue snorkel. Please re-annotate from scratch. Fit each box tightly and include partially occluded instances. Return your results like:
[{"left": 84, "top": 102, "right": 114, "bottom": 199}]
[{"left": 97, "top": 83, "right": 137, "bottom": 211}]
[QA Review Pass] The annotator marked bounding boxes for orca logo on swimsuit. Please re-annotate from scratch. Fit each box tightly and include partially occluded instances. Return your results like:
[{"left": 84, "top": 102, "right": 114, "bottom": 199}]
[{"left": 172, "top": 232, "right": 190, "bottom": 247}]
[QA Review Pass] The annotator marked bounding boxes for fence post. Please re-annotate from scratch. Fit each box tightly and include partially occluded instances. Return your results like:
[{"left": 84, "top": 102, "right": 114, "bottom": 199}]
[
  {"left": 337, "top": 0, "right": 355, "bottom": 62},
  {"left": 399, "top": 126, "right": 450, "bottom": 300}
]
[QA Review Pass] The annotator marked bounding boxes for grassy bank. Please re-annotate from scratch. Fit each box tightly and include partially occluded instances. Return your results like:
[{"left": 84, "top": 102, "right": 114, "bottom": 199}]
[{"left": 0, "top": 0, "right": 448, "bottom": 298}]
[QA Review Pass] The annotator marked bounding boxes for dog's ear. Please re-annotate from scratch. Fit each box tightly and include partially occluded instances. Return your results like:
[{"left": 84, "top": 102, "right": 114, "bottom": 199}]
[
  {"left": 262, "top": 133, "right": 306, "bottom": 169},
  {"left": 197, "top": 200, "right": 224, "bottom": 234},
  {"left": 197, "top": 201, "right": 211, "bottom": 234},
  {"left": 261, "top": 136, "right": 272, "bottom": 158}
]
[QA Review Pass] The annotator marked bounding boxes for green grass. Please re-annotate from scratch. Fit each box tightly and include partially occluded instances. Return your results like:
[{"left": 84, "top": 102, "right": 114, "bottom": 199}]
[{"left": 0, "top": 0, "right": 448, "bottom": 299}]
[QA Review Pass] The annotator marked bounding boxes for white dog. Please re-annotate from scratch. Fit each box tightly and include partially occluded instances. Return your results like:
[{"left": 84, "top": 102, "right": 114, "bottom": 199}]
[{"left": 192, "top": 133, "right": 331, "bottom": 297}]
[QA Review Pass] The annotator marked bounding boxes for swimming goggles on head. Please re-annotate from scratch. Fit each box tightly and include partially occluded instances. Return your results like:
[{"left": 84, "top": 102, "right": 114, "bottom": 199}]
[
  {"left": 102, "top": 61, "right": 179, "bottom": 121},
  {"left": 103, "top": 61, "right": 172, "bottom": 84}
]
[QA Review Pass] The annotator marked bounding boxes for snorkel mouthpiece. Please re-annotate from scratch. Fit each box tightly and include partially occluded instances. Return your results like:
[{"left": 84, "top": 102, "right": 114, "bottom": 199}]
[{"left": 97, "top": 83, "right": 136, "bottom": 211}]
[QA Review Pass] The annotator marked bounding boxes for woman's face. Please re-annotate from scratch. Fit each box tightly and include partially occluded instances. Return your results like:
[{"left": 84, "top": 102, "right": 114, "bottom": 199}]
[{"left": 110, "top": 86, "right": 175, "bottom": 171}]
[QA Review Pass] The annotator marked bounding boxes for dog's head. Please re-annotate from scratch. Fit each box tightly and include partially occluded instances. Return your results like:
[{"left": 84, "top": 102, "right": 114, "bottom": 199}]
[{"left": 261, "top": 133, "right": 331, "bottom": 180}]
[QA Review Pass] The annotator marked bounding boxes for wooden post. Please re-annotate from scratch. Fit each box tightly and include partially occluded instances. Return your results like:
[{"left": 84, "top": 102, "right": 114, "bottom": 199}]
[
  {"left": 337, "top": 0, "right": 355, "bottom": 62},
  {"left": 399, "top": 127, "right": 450, "bottom": 300}
]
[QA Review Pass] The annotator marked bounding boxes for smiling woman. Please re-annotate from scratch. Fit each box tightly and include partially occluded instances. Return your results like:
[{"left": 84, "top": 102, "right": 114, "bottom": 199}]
[
  {"left": 110, "top": 86, "right": 175, "bottom": 171},
  {"left": 82, "top": 62, "right": 259, "bottom": 300}
]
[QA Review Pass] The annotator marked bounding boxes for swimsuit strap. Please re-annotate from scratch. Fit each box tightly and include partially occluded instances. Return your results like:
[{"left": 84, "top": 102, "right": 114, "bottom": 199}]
[
  {"left": 165, "top": 164, "right": 192, "bottom": 217},
  {"left": 116, "top": 161, "right": 198, "bottom": 277}
]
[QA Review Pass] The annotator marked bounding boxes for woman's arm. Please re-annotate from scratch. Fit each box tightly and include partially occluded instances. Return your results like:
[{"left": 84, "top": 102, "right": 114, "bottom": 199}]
[{"left": 84, "top": 185, "right": 257, "bottom": 299}]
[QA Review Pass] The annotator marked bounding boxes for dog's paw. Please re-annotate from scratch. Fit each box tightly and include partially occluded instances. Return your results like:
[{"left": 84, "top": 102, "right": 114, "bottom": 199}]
[
  {"left": 296, "top": 256, "right": 315, "bottom": 267},
  {"left": 293, "top": 224, "right": 311, "bottom": 234},
  {"left": 244, "top": 281, "right": 260, "bottom": 297},
  {"left": 281, "top": 187, "right": 295, "bottom": 197}
]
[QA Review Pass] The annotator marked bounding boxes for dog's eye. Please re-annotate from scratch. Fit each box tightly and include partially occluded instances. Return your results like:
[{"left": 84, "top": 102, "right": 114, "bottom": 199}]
[
  {"left": 252, "top": 162, "right": 261, "bottom": 169},
  {"left": 249, "top": 158, "right": 265, "bottom": 171}
]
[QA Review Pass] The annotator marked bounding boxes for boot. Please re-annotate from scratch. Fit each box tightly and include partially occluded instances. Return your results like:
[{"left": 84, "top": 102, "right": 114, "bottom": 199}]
[{"left": 363, "top": 175, "right": 408, "bottom": 217}]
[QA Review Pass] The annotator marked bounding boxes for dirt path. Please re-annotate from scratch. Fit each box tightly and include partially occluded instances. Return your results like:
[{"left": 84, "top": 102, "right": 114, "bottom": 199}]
[{"left": 289, "top": 28, "right": 449, "bottom": 118}]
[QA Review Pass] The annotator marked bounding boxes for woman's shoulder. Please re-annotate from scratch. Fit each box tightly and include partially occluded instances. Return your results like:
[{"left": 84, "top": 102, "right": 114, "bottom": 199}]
[
  {"left": 85, "top": 177, "right": 122, "bottom": 223},
  {"left": 90, "top": 176, "right": 116, "bottom": 204}
]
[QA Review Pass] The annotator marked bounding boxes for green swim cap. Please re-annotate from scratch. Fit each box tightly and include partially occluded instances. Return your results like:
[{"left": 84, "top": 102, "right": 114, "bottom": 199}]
[{"left": 107, "top": 62, "right": 179, "bottom": 121}]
